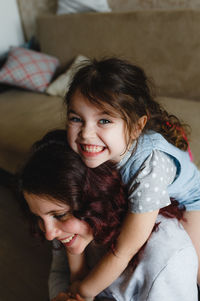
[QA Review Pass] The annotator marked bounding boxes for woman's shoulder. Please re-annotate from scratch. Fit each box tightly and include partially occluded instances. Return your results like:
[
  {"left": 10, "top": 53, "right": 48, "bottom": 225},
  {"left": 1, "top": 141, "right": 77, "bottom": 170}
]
[
  {"left": 146, "top": 218, "right": 198, "bottom": 300},
  {"left": 142, "top": 216, "right": 197, "bottom": 271}
]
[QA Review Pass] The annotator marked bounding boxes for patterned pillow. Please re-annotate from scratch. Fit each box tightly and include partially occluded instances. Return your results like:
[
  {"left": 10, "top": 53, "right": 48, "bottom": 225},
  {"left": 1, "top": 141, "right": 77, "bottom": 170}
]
[{"left": 0, "top": 47, "right": 60, "bottom": 92}]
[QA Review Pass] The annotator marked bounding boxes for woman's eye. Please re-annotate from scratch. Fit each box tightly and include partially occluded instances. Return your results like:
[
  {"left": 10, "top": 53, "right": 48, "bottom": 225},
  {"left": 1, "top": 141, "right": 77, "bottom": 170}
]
[
  {"left": 99, "top": 119, "right": 111, "bottom": 124},
  {"left": 54, "top": 213, "right": 68, "bottom": 221}
]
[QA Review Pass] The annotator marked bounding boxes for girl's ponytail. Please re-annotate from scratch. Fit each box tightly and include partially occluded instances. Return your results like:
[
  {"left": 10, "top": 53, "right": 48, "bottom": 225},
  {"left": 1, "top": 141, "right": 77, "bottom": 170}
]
[{"left": 145, "top": 100, "right": 191, "bottom": 152}]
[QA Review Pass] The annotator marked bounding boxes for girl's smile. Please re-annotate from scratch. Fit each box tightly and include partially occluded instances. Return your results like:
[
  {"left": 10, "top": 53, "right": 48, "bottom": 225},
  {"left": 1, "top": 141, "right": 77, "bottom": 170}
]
[
  {"left": 24, "top": 192, "right": 93, "bottom": 255},
  {"left": 78, "top": 143, "right": 105, "bottom": 156},
  {"left": 67, "top": 91, "right": 129, "bottom": 168}
]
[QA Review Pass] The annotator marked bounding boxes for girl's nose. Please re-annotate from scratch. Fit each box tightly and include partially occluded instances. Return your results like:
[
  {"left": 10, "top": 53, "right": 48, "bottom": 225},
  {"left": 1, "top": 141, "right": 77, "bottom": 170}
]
[
  {"left": 80, "top": 124, "right": 95, "bottom": 139},
  {"left": 43, "top": 221, "right": 61, "bottom": 241}
]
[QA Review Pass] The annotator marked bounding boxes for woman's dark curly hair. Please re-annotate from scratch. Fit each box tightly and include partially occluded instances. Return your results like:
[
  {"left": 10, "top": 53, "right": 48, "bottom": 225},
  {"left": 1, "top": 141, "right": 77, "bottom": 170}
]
[
  {"left": 18, "top": 129, "right": 128, "bottom": 248},
  {"left": 18, "top": 129, "right": 185, "bottom": 267},
  {"left": 65, "top": 57, "right": 190, "bottom": 150}
]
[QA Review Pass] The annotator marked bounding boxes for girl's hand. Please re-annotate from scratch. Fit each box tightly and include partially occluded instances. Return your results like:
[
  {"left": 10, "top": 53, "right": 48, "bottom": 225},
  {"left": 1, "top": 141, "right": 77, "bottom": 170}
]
[
  {"left": 51, "top": 292, "right": 70, "bottom": 301},
  {"left": 69, "top": 280, "right": 81, "bottom": 294},
  {"left": 51, "top": 292, "right": 86, "bottom": 301},
  {"left": 69, "top": 281, "right": 94, "bottom": 301},
  {"left": 70, "top": 280, "right": 94, "bottom": 300},
  {"left": 76, "top": 294, "right": 86, "bottom": 301},
  {"left": 66, "top": 293, "right": 88, "bottom": 301}
]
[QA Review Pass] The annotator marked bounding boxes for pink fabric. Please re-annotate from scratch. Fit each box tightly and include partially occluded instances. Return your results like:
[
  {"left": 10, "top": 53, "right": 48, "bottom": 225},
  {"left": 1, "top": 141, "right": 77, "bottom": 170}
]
[{"left": 0, "top": 47, "right": 60, "bottom": 92}]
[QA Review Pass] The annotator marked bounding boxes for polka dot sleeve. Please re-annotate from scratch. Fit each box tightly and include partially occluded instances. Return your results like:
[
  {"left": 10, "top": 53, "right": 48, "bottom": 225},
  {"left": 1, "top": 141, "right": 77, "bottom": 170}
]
[{"left": 128, "top": 150, "right": 177, "bottom": 213}]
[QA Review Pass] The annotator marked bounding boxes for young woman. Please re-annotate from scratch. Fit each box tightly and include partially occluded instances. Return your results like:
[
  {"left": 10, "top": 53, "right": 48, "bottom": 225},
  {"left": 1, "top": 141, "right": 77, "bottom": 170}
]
[{"left": 18, "top": 129, "right": 198, "bottom": 301}]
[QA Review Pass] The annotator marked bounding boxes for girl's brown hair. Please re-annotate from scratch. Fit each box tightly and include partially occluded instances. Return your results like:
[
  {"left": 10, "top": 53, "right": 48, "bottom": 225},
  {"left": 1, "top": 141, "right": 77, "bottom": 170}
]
[{"left": 65, "top": 57, "right": 190, "bottom": 150}]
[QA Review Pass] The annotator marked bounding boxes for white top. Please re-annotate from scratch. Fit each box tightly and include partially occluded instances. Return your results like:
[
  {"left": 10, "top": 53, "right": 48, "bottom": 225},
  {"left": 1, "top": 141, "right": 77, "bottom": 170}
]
[{"left": 48, "top": 216, "right": 198, "bottom": 301}]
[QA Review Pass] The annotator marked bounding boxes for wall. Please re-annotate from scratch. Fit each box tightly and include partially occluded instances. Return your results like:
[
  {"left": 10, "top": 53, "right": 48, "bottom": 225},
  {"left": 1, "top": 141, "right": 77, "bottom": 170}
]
[
  {"left": 0, "top": 0, "right": 25, "bottom": 55},
  {"left": 17, "top": 0, "right": 56, "bottom": 40}
]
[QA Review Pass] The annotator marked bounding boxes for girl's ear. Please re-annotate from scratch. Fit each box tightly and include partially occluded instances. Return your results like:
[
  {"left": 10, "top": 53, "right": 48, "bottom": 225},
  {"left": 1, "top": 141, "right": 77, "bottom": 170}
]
[{"left": 131, "top": 115, "right": 148, "bottom": 139}]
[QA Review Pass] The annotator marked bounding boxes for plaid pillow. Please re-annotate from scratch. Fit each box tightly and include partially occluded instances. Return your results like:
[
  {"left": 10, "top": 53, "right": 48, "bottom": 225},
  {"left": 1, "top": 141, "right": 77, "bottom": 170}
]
[{"left": 0, "top": 47, "right": 60, "bottom": 92}]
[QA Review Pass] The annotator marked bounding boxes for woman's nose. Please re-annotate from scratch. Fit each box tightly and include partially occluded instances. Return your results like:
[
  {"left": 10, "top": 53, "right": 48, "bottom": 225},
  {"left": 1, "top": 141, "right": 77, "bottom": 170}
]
[{"left": 43, "top": 221, "right": 61, "bottom": 241}]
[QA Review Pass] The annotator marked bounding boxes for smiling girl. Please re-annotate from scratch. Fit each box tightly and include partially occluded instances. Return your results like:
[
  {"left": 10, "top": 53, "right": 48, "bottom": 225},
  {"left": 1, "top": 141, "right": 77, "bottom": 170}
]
[{"left": 64, "top": 57, "right": 200, "bottom": 298}]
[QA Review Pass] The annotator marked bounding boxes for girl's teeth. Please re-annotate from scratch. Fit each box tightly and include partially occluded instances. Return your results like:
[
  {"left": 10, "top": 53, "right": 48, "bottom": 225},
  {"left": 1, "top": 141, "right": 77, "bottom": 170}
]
[
  {"left": 61, "top": 234, "right": 75, "bottom": 243},
  {"left": 83, "top": 145, "right": 103, "bottom": 152}
]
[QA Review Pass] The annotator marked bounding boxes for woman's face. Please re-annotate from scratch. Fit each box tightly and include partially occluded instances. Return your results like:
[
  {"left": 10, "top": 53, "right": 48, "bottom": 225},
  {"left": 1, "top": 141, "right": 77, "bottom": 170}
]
[{"left": 24, "top": 192, "right": 93, "bottom": 255}]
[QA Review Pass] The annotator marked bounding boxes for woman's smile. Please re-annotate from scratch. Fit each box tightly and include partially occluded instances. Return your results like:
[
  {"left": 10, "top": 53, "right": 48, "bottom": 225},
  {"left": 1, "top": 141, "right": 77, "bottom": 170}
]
[
  {"left": 24, "top": 192, "right": 93, "bottom": 254},
  {"left": 60, "top": 234, "right": 76, "bottom": 244}
]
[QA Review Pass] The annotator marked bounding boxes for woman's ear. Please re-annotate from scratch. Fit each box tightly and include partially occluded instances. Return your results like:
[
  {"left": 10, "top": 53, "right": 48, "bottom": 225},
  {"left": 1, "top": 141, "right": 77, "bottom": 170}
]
[{"left": 131, "top": 115, "right": 148, "bottom": 139}]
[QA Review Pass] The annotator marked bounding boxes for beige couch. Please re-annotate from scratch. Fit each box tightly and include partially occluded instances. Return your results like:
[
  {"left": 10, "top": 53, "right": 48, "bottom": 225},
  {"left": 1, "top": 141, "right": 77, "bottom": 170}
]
[{"left": 0, "top": 9, "right": 200, "bottom": 172}]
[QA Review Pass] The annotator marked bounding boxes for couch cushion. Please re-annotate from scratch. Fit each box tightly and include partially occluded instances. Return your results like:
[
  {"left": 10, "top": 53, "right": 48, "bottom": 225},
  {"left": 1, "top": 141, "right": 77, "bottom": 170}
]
[
  {"left": 37, "top": 11, "right": 200, "bottom": 100},
  {"left": 158, "top": 97, "right": 200, "bottom": 168},
  {"left": 0, "top": 90, "right": 65, "bottom": 165},
  {"left": 0, "top": 47, "right": 60, "bottom": 92},
  {"left": 0, "top": 93, "right": 199, "bottom": 172}
]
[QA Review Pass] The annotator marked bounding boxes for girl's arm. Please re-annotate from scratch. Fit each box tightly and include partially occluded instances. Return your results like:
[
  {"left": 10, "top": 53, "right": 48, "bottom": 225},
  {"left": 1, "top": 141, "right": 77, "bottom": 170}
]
[
  {"left": 67, "top": 251, "right": 88, "bottom": 283},
  {"left": 67, "top": 252, "right": 93, "bottom": 301},
  {"left": 75, "top": 210, "right": 159, "bottom": 298},
  {"left": 48, "top": 242, "right": 88, "bottom": 301}
]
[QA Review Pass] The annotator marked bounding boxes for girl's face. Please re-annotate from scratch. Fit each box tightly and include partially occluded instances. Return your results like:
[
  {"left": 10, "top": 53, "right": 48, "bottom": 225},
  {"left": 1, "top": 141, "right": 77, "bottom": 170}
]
[
  {"left": 67, "top": 90, "right": 129, "bottom": 168},
  {"left": 24, "top": 192, "right": 93, "bottom": 255}
]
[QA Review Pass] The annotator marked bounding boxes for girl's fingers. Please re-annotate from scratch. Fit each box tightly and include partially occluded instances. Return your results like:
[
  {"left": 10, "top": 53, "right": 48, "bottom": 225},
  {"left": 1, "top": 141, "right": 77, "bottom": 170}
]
[
  {"left": 65, "top": 293, "right": 85, "bottom": 301},
  {"left": 76, "top": 294, "right": 85, "bottom": 301},
  {"left": 51, "top": 292, "right": 69, "bottom": 301}
]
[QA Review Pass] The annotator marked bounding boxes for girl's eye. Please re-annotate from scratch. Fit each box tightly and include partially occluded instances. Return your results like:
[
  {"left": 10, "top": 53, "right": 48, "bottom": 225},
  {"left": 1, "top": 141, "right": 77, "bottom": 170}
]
[
  {"left": 69, "top": 116, "right": 82, "bottom": 123},
  {"left": 99, "top": 119, "right": 111, "bottom": 124}
]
